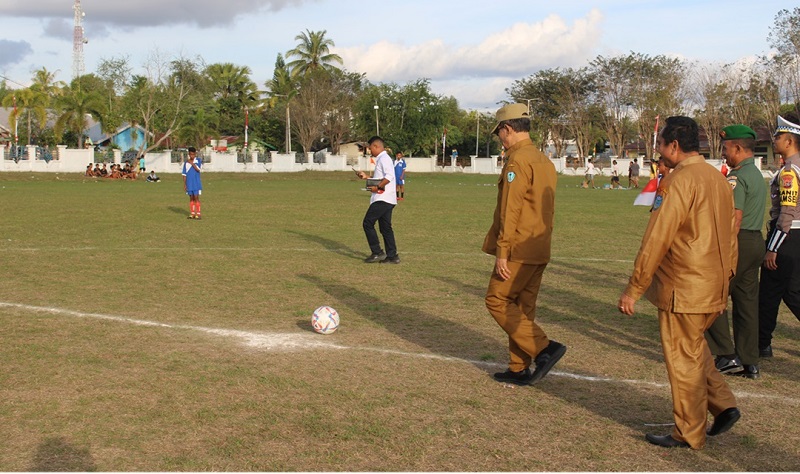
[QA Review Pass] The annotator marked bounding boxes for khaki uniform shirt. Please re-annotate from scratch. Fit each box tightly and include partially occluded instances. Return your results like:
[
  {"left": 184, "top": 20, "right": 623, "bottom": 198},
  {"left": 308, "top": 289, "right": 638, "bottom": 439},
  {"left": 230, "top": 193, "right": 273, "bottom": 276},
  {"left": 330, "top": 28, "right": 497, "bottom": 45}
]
[
  {"left": 625, "top": 155, "right": 737, "bottom": 314},
  {"left": 482, "top": 138, "right": 557, "bottom": 264},
  {"left": 768, "top": 153, "right": 800, "bottom": 233}
]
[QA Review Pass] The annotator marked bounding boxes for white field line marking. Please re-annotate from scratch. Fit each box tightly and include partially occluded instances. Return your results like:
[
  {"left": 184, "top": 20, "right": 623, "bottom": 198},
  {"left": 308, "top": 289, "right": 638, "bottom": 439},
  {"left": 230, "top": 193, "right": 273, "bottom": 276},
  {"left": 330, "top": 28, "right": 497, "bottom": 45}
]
[
  {"left": 0, "top": 246, "right": 634, "bottom": 263},
  {"left": 1, "top": 301, "right": 794, "bottom": 405}
]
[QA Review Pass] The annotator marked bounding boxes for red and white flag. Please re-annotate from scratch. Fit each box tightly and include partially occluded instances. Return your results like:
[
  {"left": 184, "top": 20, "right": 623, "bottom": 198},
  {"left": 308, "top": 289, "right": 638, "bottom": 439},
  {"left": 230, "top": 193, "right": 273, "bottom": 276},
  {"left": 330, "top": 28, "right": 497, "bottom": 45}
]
[{"left": 634, "top": 177, "right": 659, "bottom": 206}]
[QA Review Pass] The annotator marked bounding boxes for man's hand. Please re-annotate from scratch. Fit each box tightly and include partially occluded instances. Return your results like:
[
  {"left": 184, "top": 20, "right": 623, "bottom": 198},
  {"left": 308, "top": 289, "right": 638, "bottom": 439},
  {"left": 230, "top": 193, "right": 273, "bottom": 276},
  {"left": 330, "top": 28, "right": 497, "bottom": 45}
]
[
  {"left": 358, "top": 171, "right": 367, "bottom": 180},
  {"left": 494, "top": 258, "right": 511, "bottom": 281},
  {"left": 617, "top": 293, "right": 636, "bottom": 316},
  {"left": 764, "top": 251, "right": 778, "bottom": 271}
]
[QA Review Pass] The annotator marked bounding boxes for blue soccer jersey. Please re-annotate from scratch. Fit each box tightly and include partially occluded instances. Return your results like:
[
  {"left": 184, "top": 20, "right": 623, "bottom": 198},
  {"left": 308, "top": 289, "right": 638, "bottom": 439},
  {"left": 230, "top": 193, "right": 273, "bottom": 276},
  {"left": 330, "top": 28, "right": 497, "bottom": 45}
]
[
  {"left": 182, "top": 158, "right": 202, "bottom": 194},
  {"left": 394, "top": 158, "right": 406, "bottom": 184}
]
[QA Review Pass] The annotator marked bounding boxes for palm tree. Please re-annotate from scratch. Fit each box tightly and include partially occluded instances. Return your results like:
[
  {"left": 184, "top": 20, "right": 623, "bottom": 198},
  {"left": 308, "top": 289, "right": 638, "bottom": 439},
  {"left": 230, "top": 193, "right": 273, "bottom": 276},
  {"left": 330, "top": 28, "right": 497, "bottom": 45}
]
[
  {"left": 54, "top": 81, "right": 105, "bottom": 148},
  {"left": 1, "top": 88, "right": 49, "bottom": 145},
  {"left": 177, "top": 107, "right": 219, "bottom": 149},
  {"left": 285, "top": 29, "right": 343, "bottom": 78},
  {"left": 30, "top": 67, "right": 65, "bottom": 98},
  {"left": 205, "top": 63, "right": 257, "bottom": 100}
]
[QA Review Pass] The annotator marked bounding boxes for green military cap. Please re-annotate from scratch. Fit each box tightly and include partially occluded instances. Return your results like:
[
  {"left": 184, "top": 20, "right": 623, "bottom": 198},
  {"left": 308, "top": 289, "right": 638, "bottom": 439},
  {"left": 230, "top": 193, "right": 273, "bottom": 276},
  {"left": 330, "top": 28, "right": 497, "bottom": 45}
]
[{"left": 720, "top": 124, "right": 756, "bottom": 140}]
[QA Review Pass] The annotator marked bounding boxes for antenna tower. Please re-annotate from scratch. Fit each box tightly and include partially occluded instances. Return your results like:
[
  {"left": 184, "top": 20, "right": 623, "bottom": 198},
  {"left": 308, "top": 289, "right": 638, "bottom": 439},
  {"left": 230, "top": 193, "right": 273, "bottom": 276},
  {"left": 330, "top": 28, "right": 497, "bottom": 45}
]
[{"left": 72, "top": 0, "right": 88, "bottom": 80}]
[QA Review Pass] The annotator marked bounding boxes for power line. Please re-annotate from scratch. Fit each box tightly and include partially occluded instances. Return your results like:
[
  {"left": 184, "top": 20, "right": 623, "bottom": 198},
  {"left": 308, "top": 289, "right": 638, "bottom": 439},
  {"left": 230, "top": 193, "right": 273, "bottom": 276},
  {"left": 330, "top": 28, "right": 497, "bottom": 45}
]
[{"left": 0, "top": 74, "right": 26, "bottom": 88}]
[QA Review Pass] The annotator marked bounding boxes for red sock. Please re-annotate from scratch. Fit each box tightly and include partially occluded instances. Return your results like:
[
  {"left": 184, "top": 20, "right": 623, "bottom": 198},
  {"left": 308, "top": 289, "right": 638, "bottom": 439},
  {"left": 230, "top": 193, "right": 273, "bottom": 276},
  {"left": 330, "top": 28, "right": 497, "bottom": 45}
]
[
  {"left": 196, "top": 202, "right": 201, "bottom": 216},
  {"left": 190, "top": 201, "right": 196, "bottom": 216}
]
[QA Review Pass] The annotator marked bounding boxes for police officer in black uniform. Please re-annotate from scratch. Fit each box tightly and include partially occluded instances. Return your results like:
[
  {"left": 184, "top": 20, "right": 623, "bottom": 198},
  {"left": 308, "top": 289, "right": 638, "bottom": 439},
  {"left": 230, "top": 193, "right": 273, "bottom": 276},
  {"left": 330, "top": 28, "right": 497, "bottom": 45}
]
[{"left": 759, "top": 115, "right": 800, "bottom": 359}]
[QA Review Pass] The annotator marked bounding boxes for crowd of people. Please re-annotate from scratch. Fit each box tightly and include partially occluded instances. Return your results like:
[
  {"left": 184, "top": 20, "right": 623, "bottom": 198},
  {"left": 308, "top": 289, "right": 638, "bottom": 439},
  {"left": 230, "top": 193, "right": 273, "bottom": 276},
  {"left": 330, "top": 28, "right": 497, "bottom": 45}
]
[{"left": 84, "top": 161, "right": 142, "bottom": 179}]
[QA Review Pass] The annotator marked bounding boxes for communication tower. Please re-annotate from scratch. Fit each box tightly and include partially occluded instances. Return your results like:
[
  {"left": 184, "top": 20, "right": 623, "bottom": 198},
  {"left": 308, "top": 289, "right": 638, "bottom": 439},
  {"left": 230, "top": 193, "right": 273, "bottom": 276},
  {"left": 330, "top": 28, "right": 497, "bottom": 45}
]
[{"left": 72, "top": 0, "right": 88, "bottom": 80}]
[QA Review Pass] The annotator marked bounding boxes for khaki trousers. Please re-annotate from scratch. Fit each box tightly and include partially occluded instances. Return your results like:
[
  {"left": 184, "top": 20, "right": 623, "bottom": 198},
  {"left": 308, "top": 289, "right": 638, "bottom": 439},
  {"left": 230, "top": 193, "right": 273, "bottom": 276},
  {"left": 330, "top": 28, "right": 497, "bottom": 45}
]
[
  {"left": 486, "top": 261, "right": 549, "bottom": 372},
  {"left": 658, "top": 309, "right": 737, "bottom": 449}
]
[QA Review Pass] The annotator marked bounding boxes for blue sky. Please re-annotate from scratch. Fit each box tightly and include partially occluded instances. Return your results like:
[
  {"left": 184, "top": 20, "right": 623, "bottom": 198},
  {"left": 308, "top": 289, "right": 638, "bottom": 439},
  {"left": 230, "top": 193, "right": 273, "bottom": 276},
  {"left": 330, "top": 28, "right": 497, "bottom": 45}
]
[{"left": 0, "top": 0, "right": 793, "bottom": 110}]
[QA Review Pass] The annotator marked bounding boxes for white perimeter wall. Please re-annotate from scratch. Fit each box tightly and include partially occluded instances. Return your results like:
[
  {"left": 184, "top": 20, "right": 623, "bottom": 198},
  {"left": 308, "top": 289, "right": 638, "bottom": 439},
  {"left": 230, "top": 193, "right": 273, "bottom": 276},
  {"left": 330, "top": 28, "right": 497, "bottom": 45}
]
[{"left": 0, "top": 146, "right": 771, "bottom": 178}]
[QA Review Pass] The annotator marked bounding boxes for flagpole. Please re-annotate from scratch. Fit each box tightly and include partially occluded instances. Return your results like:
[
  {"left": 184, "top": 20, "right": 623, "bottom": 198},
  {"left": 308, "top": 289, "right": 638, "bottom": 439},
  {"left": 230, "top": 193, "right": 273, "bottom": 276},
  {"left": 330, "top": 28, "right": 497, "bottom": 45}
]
[
  {"left": 13, "top": 95, "right": 18, "bottom": 149},
  {"left": 244, "top": 107, "right": 249, "bottom": 151},
  {"left": 652, "top": 115, "right": 659, "bottom": 158},
  {"left": 442, "top": 127, "right": 447, "bottom": 167}
]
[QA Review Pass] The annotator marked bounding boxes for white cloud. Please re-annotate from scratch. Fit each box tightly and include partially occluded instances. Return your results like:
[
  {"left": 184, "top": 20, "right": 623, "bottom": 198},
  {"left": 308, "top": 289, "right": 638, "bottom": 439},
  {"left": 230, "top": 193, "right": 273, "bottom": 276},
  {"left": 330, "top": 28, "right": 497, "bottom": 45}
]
[{"left": 336, "top": 9, "right": 604, "bottom": 83}]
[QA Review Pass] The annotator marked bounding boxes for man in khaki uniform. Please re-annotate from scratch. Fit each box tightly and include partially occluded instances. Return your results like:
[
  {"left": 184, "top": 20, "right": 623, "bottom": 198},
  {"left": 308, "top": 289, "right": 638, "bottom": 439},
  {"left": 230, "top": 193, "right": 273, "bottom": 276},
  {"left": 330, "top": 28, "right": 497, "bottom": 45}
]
[
  {"left": 618, "top": 116, "right": 740, "bottom": 449},
  {"left": 483, "top": 103, "right": 566, "bottom": 386}
]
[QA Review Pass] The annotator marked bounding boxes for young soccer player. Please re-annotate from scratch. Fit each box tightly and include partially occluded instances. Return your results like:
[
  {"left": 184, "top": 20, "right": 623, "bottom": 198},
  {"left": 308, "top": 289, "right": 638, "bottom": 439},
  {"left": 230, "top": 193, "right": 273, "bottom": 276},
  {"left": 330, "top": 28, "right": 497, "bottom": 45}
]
[{"left": 182, "top": 147, "right": 203, "bottom": 219}]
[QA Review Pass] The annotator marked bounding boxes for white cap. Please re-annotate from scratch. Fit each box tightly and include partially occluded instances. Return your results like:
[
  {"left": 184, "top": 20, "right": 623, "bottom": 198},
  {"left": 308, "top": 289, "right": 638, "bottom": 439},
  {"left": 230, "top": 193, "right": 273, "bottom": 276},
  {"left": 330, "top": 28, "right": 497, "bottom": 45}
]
[{"left": 775, "top": 115, "right": 800, "bottom": 136}]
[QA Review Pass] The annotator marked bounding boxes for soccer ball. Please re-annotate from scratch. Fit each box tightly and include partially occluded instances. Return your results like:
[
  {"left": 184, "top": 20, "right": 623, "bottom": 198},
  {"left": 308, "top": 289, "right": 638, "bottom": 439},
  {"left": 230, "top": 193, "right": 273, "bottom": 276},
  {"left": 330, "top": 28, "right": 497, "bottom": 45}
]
[{"left": 311, "top": 306, "right": 339, "bottom": 335}]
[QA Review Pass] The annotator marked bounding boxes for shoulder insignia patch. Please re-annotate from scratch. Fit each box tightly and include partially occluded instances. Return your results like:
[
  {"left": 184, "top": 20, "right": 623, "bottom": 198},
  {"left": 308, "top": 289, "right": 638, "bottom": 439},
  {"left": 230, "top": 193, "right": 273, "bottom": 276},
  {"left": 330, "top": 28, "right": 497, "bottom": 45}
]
[
  {"left": 727, "top": 175, "right": 738, "bottom": 190},
  {"left": 652, "top": 194, "right": 664, "bottom": 210},
  {"left": 507, "top": 171, "right": 516, "bottom": 183},
  {"left": 779, "top": 170, "right": 799, "bottom": 206}
]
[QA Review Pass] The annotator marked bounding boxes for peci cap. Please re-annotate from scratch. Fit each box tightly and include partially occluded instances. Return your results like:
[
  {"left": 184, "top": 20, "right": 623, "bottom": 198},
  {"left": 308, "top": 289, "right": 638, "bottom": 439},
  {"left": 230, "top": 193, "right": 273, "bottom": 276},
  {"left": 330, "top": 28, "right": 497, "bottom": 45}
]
[
  {"left": 720, "top": 124, "right": 756, "bottom": 140},
  {"left": 492, "top": 103, "right": 530, "bottom": 134},
  {"left": 774, "top": 115, "right": 800, "bottom": 137}
]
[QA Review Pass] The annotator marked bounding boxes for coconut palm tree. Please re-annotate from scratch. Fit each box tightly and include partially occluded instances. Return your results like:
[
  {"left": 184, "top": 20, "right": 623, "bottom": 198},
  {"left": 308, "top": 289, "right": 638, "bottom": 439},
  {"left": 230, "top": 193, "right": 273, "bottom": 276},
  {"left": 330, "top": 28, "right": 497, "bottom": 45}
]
[
  {"left": 285, "top": 29, "right": 343, "bottom": 78},
  {"left": 54, "top": 81, "right": 104, "bottom": 148},
  {"left": 2, "top": 87, "right": 49, "bottom": 145},
  {"left": 205, "top": 63, "right": 257, "bottom": 100},
  {"left": 204, "top": 63, "right": 262, "bottom": 135}
]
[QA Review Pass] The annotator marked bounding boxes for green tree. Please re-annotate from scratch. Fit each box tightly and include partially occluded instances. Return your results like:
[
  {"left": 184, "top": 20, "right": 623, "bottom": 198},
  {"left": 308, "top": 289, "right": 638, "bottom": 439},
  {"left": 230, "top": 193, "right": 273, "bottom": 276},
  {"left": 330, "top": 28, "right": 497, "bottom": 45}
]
[
  {"left": 589, "top": 56, "right": 638, "bottom": 158},
  {"left": 119, "top": 51, "right": 198, "bottom": 157},
  {"left": 177, "top": 107, "right": 218, "bottom": 149},
  {"left": 96, "top": 56, "right": 132, "bottom": 133},
  {"left": 264, "top": 54, "right": 299, "bottom": 153},
  {"left": 54, "top": 79, "right": 104, "bottom": 148},
  {"left": 353, "top": 79, "right": 454, "bottom": 156},
  {"left": 767, "top": 7, "right": 800, "bottom": 116},
  {"left": 508, "top": 70, "right": 570, "bottom": 156},
  {"left": 286, "top": 29, "right": 343, "bottom": 78},
  {"left": 289, "top": 69, "right": 337, "bottom": 155},
  {"left": 322, "top": 70, "right": 365, "bottom": 155},
  {"left": 614, "top": 53, "right": 687, "bottom": 160},
  {"left": 205, "top": 63, "right": 261, "bottom": 137}
]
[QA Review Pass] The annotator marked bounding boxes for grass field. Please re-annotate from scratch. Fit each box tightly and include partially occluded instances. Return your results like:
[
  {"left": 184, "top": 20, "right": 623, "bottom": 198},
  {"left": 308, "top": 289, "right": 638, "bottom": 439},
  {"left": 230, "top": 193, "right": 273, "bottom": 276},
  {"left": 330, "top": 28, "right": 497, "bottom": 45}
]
[{"left": 0, "top": 170, "right": 798, "bottom": 471}]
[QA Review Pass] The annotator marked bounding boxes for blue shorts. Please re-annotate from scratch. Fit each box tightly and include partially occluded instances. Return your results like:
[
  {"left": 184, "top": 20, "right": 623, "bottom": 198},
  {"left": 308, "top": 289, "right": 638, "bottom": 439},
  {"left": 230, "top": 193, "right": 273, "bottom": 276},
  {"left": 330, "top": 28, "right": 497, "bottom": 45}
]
[
  {"left": 397, "top": 179, "right": 404, "bottom": 185},
  {"left": 186, "top": 189, "right": 202, "bottom": 196}
]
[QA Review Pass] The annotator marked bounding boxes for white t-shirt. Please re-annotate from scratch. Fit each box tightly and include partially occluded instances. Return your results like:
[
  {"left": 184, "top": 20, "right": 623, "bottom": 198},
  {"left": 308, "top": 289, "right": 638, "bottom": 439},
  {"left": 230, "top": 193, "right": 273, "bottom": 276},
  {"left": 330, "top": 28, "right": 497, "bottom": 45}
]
[
  {"left": 371, "top": 151, "right": 397, "bottom": 205},
  {"left": 586, "top": 162, "right": 597, "bottom": 176}
]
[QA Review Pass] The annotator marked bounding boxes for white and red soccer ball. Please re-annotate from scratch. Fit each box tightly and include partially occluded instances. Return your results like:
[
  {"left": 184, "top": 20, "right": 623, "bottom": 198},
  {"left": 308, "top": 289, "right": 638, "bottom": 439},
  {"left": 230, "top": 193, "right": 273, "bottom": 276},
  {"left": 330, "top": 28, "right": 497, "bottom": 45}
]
[{"left": 311, "top": 306, "right": 339, "bottom": 335}]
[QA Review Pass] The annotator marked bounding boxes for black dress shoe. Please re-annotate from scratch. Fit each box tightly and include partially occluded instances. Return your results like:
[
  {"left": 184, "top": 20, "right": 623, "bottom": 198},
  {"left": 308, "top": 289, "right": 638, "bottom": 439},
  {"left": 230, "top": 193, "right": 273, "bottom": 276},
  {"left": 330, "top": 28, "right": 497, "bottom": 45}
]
[
  {"left": 493, "top": 368, "right": 533, "bottom": 385},
  {"left": 645, "top": 433, "right": 690, "bottom": 448},
  {"left": 759, "top": 345, "right": 773, "bottom": 358},
  {"left": 530, "top": 340, "right": 567, "bottom": 384},
  {"left": 734, "top": 365, "right": 760, "bottom": 379},
  {"left": 363, "top": 252, "right": 387, "bottom": 263},
  {"left": 715, "top": 355, "right": 743, "bottom": 374},
  {"left": 707, "top": 407, "right": 741, "bottom": 436}
]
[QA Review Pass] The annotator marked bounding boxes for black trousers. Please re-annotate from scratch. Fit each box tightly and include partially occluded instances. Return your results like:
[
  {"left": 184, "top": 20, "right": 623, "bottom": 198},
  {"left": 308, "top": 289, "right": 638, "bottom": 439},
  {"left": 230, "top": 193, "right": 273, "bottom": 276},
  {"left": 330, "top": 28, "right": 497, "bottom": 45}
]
[
  {"left": 758, "top": 230, "right": 800, "bottom": 350},
  {"left": 362, "top": 201, "right": 397, "bottom": 258}
]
